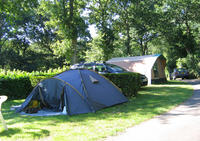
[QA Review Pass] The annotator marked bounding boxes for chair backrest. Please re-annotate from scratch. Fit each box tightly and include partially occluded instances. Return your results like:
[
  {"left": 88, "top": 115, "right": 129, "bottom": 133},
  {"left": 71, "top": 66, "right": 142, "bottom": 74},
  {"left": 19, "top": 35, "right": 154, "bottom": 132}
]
[
  {"left": 0, "top": 95, "right": 8, "bottom": 130},
  {"left": 0, "top": 96, "right": 7, "bottom": 111}
]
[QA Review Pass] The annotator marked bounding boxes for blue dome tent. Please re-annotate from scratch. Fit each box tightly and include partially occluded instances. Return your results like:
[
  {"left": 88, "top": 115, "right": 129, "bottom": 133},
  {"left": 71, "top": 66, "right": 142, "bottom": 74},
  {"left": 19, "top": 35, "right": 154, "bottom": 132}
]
[{"left": 16, "top": 69, "right": 128, "bottom": 115}]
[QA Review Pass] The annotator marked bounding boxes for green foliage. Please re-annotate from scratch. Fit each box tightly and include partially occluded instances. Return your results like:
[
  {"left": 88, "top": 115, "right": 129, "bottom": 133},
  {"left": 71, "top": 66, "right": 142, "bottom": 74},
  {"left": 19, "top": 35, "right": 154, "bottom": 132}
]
[
  {"left": 29, "top": 76, "right": 52, "bottom": 88},
  {"left": 0, "top": 77, "right": 32, "bottom": 99},
  {"left": 153, "top": 0, "right": 200, "bottom": 73},
  {"left": 89, "top": 0, "right": 117, "bottom": 60},
  {"left": 38, "top": 0, "right": 90, "bottom": 64},
  {"left": 0, "top": 66, "right": 69, "bottom": 78},
  {"left": 176, "top": 58, "right": 187, "bottom": 68},
  {"left": 0, "top": 67, "right": 69, "bottom": 99},
  {"left": 103, "top": 72, "right": 141, "bottom": 97},
  {"left": 84, "top": 36, "right": 104, "bottom": 62},
  {"left": 0, "top": 76, "right": 51, "bottom": 99},
  {"left": 0, "top": 0, "right": 64, "bottom": 72},
  {"left": 0, "top": 75, "right": 55, "bottom": 99},
  {"left": 176, "top": 54, "right": 200, "bottom": 78},
  {"left": 1, "top": 0, "right": 200, "bottom": 76}
]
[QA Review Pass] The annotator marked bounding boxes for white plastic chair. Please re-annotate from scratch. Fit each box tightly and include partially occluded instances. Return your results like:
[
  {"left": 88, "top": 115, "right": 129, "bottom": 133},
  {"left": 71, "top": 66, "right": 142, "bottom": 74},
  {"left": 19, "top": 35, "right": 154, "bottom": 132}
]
[{"left": 0, "top": 95, "right": 8, "bottom": 130}]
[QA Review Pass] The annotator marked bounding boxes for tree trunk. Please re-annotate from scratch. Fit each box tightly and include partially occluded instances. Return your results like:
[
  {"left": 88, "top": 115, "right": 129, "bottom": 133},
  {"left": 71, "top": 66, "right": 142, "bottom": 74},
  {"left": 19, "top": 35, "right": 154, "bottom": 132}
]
[
  {"left": 126, "top": 24, "right": 131, "bottom": 55},
  {"left": 139, "top": 38, "right": 145, "bottom": 55},
  {"left": 69, "top": 0, "right": 74, "bottom": 19},
  {"left": 71, "top": 37, "right": 78, "bottom": 64},
  {"left": 69, "top": 0, "right": 78, "bottom": 65},
  {"left": 0, "top": 39, "right": 6, "bottom": 53},
  {"left": 0, "top": 45, "right": 2, "bottom": 54},
  {"left": 184, "top": 16, "right": 194, "bottom": 54},
  {"left": 144, "top": 42, "right": 148, "bottom": 55}
]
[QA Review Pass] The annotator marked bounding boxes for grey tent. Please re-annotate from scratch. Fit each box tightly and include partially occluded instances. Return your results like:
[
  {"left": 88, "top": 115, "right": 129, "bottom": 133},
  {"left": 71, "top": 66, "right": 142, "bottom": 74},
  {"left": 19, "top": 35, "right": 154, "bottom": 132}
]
[
  {"left": 107, "top": 54, "right": 166, "bottom": 85},
  {"left": 16, "top": 69, "right": 128, "bottom": 115}
]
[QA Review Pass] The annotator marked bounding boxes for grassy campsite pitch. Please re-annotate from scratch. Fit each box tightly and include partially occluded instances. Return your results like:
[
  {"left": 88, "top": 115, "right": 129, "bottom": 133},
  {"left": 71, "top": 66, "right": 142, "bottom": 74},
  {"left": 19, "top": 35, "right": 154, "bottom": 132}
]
[{"left": 0, "top": 81, "right": 193, "bottom": 141}]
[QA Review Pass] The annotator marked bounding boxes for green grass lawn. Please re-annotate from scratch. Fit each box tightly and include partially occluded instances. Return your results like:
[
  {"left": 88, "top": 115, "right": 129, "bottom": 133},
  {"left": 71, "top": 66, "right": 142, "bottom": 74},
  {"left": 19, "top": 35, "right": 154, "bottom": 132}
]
[{"left": 0, "top": 81, "right": 193, "bottom": 141}]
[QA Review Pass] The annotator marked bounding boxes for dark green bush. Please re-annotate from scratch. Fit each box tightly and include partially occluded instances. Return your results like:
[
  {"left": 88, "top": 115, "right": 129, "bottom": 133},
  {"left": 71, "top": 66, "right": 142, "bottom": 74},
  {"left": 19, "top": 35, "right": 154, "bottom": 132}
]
[
  {"left": 0, "top": 67, "right": 67, "bottom": 99},
  {"left": 0, "top": 77, "right": 32, "bottom": 99},
  {"left": 0, "top": 75, "right": 53, "bottom": 99},
  {"left": 103, "top": 72, "right": 141, "bottom": 97}
]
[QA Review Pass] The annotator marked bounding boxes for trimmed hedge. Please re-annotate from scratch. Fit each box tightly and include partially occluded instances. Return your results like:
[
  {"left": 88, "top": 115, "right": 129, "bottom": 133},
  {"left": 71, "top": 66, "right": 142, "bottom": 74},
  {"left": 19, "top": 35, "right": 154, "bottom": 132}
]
[
  {"left": 103, "top": 72, "right": 141, "bottom": 97},
  {"left": 0, "top": 75, "right": 53, "bottom": 99},
  {"left": 0, "top": 71, "right": 141, "bottom": 99},
  {"left": 0, "top": 67, "right": 68, "bottom": 99},
  {"left": 0, "top": 77, "right": 32, "bottom": 99}
]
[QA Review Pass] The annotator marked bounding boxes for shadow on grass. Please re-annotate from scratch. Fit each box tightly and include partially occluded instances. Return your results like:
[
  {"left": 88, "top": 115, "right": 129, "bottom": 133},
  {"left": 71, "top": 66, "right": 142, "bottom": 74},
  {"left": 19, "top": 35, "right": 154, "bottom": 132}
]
[
  {"left": 0, "top": 82, "right": 194, "bottom": 137},
  {"left": 165, "top": 79, "right": 200, "bottom": 85},
  {"left": 0, "top": 127, "right": 50, "bottom": 139},
  {"left": 161, "top": 80, "right": 190, "bottom": 85},
  {"left": 24, "top": 127, "right": 50, "bottom": 138},
  {"left": 0, "top": 128, "right": 21, "bottom": 137}
]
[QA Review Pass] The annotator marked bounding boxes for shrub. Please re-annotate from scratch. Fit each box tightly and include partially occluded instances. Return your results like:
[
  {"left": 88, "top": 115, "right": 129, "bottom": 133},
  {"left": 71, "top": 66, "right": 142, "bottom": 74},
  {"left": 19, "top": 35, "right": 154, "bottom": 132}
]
[
  {"left": 176, "top": 55, "right": 200, "bottom": 78},
  {"left": 103, "top": 72, "right": 141, "bottom": 97},
  {"left": 0, "top": 68, "right": 59, "bottom": 99},
  {"left": 0, "top": 69, "right": 141, "bottom": 99},
  {"left": 0, "top": 75, "right": 54, "bottom": 99},
  {"left": 0, "top": 77, "right": 32, "bottom": 99}
]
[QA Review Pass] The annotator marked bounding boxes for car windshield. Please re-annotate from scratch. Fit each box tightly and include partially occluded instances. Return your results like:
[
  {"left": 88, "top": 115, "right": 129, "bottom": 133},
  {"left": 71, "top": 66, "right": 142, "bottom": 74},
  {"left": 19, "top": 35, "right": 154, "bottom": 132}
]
[
  {"left": 106, "top": 64, "right": 127, "bottom": 72},
  {"left": 177, "top": 68, "right": 187, "bottom": 72}
]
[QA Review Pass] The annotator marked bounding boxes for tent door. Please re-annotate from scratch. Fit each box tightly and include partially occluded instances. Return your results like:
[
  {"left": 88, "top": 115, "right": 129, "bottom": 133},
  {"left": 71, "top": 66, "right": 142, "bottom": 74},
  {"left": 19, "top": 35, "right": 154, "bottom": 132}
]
[
  {"left": 61, "top": 87, "right": 70, "bottom": 115},
  {"left": 59, "top": 89, "right": 65, "bottom": 111},
  {"left": 38, "top": 86, "right": 47, "bottom": 107}
]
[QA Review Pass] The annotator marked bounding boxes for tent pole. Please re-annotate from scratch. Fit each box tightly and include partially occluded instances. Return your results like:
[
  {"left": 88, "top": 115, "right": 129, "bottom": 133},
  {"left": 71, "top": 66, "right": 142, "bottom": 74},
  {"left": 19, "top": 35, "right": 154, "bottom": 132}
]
[
  {"left": 78, "top": 70, "right": 95, "bottom": 113},
  {"left": 148, "top": 70, "right": 152, "bottom": 85}
]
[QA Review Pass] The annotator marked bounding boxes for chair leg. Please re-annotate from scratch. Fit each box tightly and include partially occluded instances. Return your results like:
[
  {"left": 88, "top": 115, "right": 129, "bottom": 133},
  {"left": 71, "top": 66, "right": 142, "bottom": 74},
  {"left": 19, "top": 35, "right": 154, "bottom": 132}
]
[{"left": 0, "top": 111, "right": 8, "bottom": 130}]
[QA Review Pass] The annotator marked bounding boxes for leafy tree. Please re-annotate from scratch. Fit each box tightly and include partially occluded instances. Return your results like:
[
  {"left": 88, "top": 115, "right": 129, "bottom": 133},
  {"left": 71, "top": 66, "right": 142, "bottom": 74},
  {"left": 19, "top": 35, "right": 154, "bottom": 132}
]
[
  {"left": 85, "top": 36, "right": 104, "bottom": 62},
  {"left": 130, "top": 0, "right": 162, "bottom": 55},
  {"left": 0, "top": 0, "right": 199, "bottom": 76},
  {"left": 154, "top": 0, "right": 200, "bottom": 75},
  {"left": 114, "top": 0, "right": 162, "bottom": 56},
  {"left": 160, "top": 0, "right": 200, "bottom": 55},
  {"left": 0, "top": 0, "right": 64, "bottom": 71},
  {"left": 38, "top": 0, "right": 90, "bottom": 64},
  {"left": 89, "top": 0, "right": 117, "bottom": 61},
  {"left": 0, "top": 13, "right": 10, "bottom": 53}
]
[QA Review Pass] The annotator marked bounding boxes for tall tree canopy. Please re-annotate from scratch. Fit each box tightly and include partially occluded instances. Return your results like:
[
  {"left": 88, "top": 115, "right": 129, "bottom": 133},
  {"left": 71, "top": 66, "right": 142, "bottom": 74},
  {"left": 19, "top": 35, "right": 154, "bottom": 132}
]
[
  {"left": 0, "top": 0, "right": 199, "bottom": 76},
  {"left": 38, "top": 0, "right": 90, "bottom": 64}
]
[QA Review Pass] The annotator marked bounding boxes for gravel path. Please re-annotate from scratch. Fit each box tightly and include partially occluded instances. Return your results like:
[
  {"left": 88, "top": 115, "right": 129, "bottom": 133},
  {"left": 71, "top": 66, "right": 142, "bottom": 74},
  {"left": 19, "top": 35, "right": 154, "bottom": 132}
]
[{"left": 105, "top": 79, "right": 200, "bottom": 141}]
